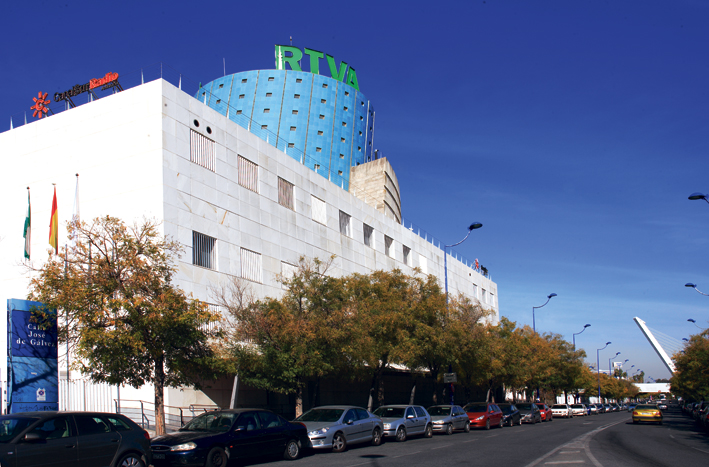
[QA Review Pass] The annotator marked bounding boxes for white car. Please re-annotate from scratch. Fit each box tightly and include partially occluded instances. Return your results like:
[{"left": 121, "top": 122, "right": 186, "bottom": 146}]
[
  {"left": 551, "top": 404, "right": 572, "bottom": 418},
  {"left": 570, "top": 404, "right": 587, "bottom": 416}
]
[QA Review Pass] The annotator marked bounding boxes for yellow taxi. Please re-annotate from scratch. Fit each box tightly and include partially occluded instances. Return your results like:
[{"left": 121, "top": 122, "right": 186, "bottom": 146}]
[{"left": 632, "top": 404, "right": 663, "bottom": 425}]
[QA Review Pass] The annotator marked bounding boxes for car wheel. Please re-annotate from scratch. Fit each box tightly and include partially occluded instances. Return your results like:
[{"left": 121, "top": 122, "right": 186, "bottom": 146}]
[
  {"left": 445, "top": 423, "right": 454, "bottom": 435},
  {"left": 485, "top": 419, "right": 490, "bottom": 430},
  {"left": 425, "top": 424, "right": 433, "bottom": 438},
  {"left": 464, "top": 422, "right": 470, "bottom": 432},
  {"left": 117, "top": 454, "right": 144, "bottom": 467},
  {"left": 396, "top": 426, "right": 407, "bottom": 442},
  {"left": 518, "top": 417, "right": 522, "bottom": 426},
  {"left": 549, "top": 415, "right": 553, "bottom": 422},
  {"left": 371, "top": 427, "right": 382, "bottom": 446},
  {"left": 332, "top": 432, "right": 347, "bottom": 452},
  {"left": 206, "top": 447, "right": 227, "bottom": 467},
  {"left": 283, "top": 439, "right": 301, "bottom": 460},
  {"left": 499, "top": 418, "right": 504, "bottom": 428}
]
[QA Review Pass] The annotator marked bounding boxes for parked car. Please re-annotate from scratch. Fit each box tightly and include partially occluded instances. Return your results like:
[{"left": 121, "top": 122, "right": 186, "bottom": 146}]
[
  {"left": 497, "top": 403, "right": 521, "bottom": 426},
  {"left": 632, "top": 404, "right": 663, "bottom": 425},
  {"left": 551, "top": 404, "right": 572, "bottom": 419},
  {"left": 570, "top": 404, "right": 587, "bottom": 416},
  {"left": 588, "top": 404, "right": 599, "bottom": 415},
  {"left": 463, "top": 402, "right": 504, "bottom": 430},
  {"left": 535, "top": 403, "right": 553, "bottom": 421},
  {"left": 372, "top": 405, "right": 432, "bottom": 442},
  {"left": 427, "top": 405, "right": 470, "bottom": 434},
  {"left": 627, "top": 402, "right": 637, "bottom": 412},
  {"left": 516, "top": 403, "right": 542, "bottom": 424},
  {"left": 295, "top": 406, "right": 382, "bottom": 452},
  {"left": 0, "top": 411, "right": 151, "bottom": 467},
  {"left": 152, "top": 409, "right": 309, "bottom": 466}
]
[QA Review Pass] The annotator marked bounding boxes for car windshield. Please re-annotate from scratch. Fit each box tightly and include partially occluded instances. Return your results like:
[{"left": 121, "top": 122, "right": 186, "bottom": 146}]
[
  {"left": 373, "top": 407, "right": 405, "bottom": 418},
  {"left": 180, "top": 412, "right": 237, "bottom": 432},
  {"left": 427, "top": 407, "right": 452, "bottom": 416},
  {"left": 552, "top": 405, "right": 567, "bottom": 409},
  {"left": 571, "top": 405, "right": 584, "bottom": 409},
  {"left": 296, "top": 409, "right": 344, "bottom": 422},
  {"left": 464, "top": 404, "right": 488, "bottom": 413},
  {"left": 636, "top": 405, "right": 657, "bottom": 410},
  {"left": 516, "top": 404, "right": 533, "bottom": 410},
  {"left": 0, "top": 418, "right": 37, "bottom": 443},
  {"left": 498, "top": 405, "right": 515, "bottom": 414}
]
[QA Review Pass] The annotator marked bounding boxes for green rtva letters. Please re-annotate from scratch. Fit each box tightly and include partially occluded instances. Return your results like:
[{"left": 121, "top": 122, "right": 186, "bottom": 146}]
[{"left": 275, "top": 45, "right": 359, "bottom": 91}]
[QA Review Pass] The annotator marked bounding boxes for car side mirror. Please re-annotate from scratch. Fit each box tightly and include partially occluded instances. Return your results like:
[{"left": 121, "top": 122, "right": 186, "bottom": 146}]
[
  {"left": 23, "top": 432, "right": 42, "bottom": 443},
  {"left": 407, "top": 414, "right": 414, "bottom": 419},
  {"left": 346, "top": 420, "right": 354, "bottom": 425}
]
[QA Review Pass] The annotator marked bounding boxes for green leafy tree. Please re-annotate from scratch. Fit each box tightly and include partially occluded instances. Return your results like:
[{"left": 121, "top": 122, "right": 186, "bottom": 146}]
[
  {"left": 671, "top": 331, "right": 709, "bottom": 401},
  {"left": 29, "top": 217, "right": 221, "bottom": 435}
]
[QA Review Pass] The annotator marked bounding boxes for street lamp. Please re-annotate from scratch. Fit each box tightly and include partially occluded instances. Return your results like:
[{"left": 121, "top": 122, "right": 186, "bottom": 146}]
[
  {"left": 444, "top": 222, "right": 483, "bottom": 306},
  {"left": 532, "top": 293, "right": 557, "bottom": 333},
  {"left": 443, "top": 222, "right": 482, "bottom": 405},
  {"left": 596, "top": 342, "right": 611, "bottom": 402},
  {"left": 688, "top": 318, "right": 703, "bottom": 329},
  {"left": 608, "top": 352, "right": 620, "bottom": 379},
  {"left": 572, "top": 324, "right": 591, "bottom": 349},
  {"left": 688, "top": 192, "right": 709, "bottom": 204},
  {"left": 685, "top": 283, "right": 709, "bottom": 296}
]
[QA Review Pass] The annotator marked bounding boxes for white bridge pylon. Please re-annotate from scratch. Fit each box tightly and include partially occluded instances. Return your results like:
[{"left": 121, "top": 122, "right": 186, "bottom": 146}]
[{"left": 633, "top": 317, "right": 677, "bottom": 374}]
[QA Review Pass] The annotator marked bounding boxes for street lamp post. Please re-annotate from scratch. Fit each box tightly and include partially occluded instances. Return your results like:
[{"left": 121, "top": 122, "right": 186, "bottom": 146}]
[
  {"left": 608, "top": 351, "right": 620, "bottom": 379},
  {"left": 685, "top": 283, "right": 709, "bottom": 296},
  {"left": 572, "top": 324, "right": 591, "bottom": 349},
  {"left": 688, "top": 192, "right": 709, "bottom": 204},
  {"left": 687, "top": 318, "right": 703, "bottom": 329},
  {"left": 596, "top": 342, "right": 611, "bottom": 402},
  {"left": 532, "top": 293, "right": 558, "bottom": 333},
  {"left": 443, "top": 222, "right": 483, "bottom": 405}
]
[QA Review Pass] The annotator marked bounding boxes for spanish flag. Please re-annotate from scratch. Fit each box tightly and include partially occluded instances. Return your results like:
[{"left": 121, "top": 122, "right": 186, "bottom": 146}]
[{"left": 49, "top": 186, "right": 58, "bottom": 254}]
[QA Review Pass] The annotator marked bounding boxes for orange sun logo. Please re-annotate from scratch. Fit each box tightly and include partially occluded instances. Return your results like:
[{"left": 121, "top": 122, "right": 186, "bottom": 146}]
[{"left": 31, "top": 92, "right": 50, "bottom": 119}]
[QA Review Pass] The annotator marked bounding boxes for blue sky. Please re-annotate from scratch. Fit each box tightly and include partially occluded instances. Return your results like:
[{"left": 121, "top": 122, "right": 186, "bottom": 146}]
[{"left": 2, "top": 0, "right": 708, "bottom": 380}]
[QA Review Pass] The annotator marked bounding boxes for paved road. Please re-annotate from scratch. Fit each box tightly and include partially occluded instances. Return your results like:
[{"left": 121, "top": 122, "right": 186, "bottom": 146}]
[{"left": 238, "top": 409, "right": 709, "bottom": 466}]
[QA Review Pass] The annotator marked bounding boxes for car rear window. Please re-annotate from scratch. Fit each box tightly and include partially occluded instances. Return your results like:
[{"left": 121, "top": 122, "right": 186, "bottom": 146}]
[
  {"left": 464, "top": 404, "right": 488, "bottom": 413},
  {"left": 427, "top": 406, "right": 452, "bottom": 416},
  {"left": 636, "top": 405, "right": 657, "bottom": 409},
  {"left": 106, "top": 416, "right": 132, "bottom": 432}
]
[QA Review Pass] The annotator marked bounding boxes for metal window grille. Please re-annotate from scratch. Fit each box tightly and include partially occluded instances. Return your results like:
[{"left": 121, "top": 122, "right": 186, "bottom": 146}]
[
  {"left": 403, "top": 245, "right": 411, "bottom": 265},
  {"left": 311, "top": 196, "right": 327, "bottom": 225},
  {"left": 363, "top": 224, "right": 374, "bottom": 247},
  {"left": 199, "top": 304, "right": 222, "bottom": 333},
  {"left": 473, "top": 284, "right": 479, "bottom": 299},
  {"left": 238, "top": 156, "right": 258, "bottom": 192},
  {"left": 192, "top": 231, "right": 216, "bottom": 269},
  {"left": 240, "top": 248, "right": 262, "bottom": 283},
  {"left": 482, "top": 289, "right": 487, "bottom": 304},
  {"left": 281, "top": 262, "right": 298, "bottom": 289},
  {"left": 190, "top": 130, "right": 215, "bottom": 172},
  {"left": 278, "top": 178, "right": 295, "bottom": 210},
  {"left": 339, "top": 211, "right": 351, "bottom": 237},
  {"left": 385, "top": 236, "right": 393, "bottom": 258}
]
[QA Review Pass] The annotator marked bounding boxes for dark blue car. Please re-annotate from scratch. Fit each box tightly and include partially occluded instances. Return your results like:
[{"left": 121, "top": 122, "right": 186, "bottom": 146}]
[{"left": 150, "top": 409, "right": 309, "bottom": 467}]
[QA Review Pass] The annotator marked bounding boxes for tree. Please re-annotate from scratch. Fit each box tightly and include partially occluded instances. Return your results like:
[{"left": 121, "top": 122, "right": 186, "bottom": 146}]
[
  {"left": 29, "top": 217, "right": 221, "bottom": 435},
  {"left": 671, "top": 331, "right": 709, "bottom": 401}
]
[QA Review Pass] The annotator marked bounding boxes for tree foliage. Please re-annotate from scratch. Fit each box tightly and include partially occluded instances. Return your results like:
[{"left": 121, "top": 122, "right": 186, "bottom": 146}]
[
  {"left": 671, "top": 331, "right": 709, "bottom": 401},
  {"left": 28, "top": 217, "right": 222, "bottom": 435}
]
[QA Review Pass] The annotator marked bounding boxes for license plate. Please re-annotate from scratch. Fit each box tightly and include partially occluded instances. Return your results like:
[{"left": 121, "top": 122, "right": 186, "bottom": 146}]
[{"left": 153, "top": 454, "right": 165, "bottom": 459}]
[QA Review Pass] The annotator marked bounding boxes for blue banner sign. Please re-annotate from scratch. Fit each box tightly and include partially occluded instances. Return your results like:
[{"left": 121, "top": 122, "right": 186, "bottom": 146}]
[{"left": 7, "top": 299, "right": 58, "bottom": 413}]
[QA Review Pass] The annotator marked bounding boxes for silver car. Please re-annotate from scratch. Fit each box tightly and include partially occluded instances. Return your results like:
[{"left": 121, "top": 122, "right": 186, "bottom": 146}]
[
  {"left": 372, "top": 405, "right": 433, "bottom": 441},
  {"left": 294, "top": 406, "right": 383, "bottom": 452},
  {"left": 427, "top": 405, "right": 470, "bottom": 434}
]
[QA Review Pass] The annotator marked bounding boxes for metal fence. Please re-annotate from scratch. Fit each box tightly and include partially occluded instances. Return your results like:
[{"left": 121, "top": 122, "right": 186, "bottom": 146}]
[
  {"left": 59, "top": 378, "right": 115, "bottom": 412},
  {"left": 116, "top": 399, "right": 219, "bottom": 433}
]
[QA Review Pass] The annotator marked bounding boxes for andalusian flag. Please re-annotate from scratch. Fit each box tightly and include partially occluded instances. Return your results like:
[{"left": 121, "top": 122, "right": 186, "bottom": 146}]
[
  {"left": 23, "top": 190, "right": 31, "bottom": 259},
  {"left": 49, "top": 186, "right": 58, "bottom": 255}
]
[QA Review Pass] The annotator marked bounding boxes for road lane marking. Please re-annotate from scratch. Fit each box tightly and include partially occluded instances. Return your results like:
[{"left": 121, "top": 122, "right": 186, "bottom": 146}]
[
  {"left": 692, "top": 447, "right": 709, "bottom": 454},
  {"left": 544, "top": 462, "right": 585, "bottom": 465},
  {"left": 393, "top": 451, "right": 421, "bottom": 458},
  {"left": 559, "top": 451, "right": 581, "bottom": 454},
  {"left": 430, "top": 444, "right": 453, "bottom": 450}
]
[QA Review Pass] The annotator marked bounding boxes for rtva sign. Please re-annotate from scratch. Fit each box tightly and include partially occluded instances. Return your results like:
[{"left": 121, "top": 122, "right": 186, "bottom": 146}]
[{"left": 275, "top": 45, "right": 360, "bottom": 91}]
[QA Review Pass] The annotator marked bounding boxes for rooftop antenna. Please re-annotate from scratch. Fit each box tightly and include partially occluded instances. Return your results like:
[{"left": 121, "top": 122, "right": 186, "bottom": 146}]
[{"left": 223, "top": 58, "right": 226, "bottom": 77}]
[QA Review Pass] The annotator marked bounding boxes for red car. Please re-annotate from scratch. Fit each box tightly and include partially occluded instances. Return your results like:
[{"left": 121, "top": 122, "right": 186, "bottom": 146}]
[
  {"left": 536, "top": 403, "right": 553, "bottom": 422},
  {"left": 463, "top": 402, "right": 504, "bottom": 430}
]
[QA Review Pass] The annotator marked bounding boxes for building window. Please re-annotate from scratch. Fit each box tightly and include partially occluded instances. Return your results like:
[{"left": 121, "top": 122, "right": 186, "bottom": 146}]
[
  {"left": 190, "top": 130, "right": 215, "bottom": 172},
  {"left": 472, "top": 284, "right": 479, "bottom": 299},
  {"left": 361, "top": 101, "right": 364, "bottom": 106},
  {"left": 240, "top": 248, "right": 262, "bottom": 283},
  {"left": 318, "top": 131, "right": 323, "bottom": 135},
  {"left": 323, "top": 83, "right": 328, "bottom": 88},
  {"left": 321, "top": 99, "right": 326, "bottom": 104},
  {"left": 241, "top": 79, "right": 247, "bottom": 83},
  {"left": 343, "top": 106, "right": 348, "bottom": 111},
  {"left": 288, "top": 143, "right": 294, "bottom": 148},
  {"left": 236, "top": 110, "right": 242, "bottom": 114},
  {"left": 296, "top": 78, "right": 302, "bottom": 83},
  {"left": 268, "top": 77, "right": 274, "bottom": 81},
  {"left": 419, "top": 254, "right": 428, "bottom": 273},
  {"left": 359, "top": 131, "right": 362, "bottom": 136},
  {"left": 192, "top": 231, "right": 216, "bottom": 269},
  {"left": 319, "top": 114, "right": 325, "bottom": 119},
  {"left": 314, "top": 163, "right": 320, "bottom": 170},
  {"left": 363, "top": 224, "right": 374, "bottom": 248},
  {"left": 281, "top": 262, "right": 298, "bottom": 289},
  {"left": 311, "top": 196, "right": 326, "bottom": 225},
  {"left": 263, "top": 108, "right": 270, "bottom": 113},
  {"left": 385, "top": 236, "right": 393, "bottom": 258},
  {"left": 316, "top": 147, "right": 322, "bottom": 152},
  {"left": 360, "top": 116, "right": 363, "bottom": 121},
  {"left": 490, "top": 293, "right": 495, "bottom": 307},
  {"left": 239, "top": 94, "right": 245, "bottom": 99},
  {"left": 340, "top": 153, "right": 344, "bottom": 159},
  {"left": 216, "top": 99, "right": 221, "bottom": 104},
  {"left": 278, "top": 177, "right": 295, "bottom": 210},
  {"left": 403, "top": 245, "right": 411, "bottom": 265},
  {"left": 339, "top": 211, "right": 352, "bottom": 237},
  {"left": 261, "top": 125, "right": 268, "bottom": 130},
  {"left": 342, "top": 122, "right": 347, "bottom": 127},
  {"left": 219, "top": 84, "right": 223, "bottom": 88},
  {"left": 292, "top": 110, "right": 298, "bottom": 115},
  {"left": 266, "top": 92, "right": 272, "bottom": 97},
  {"left": 294, "top": 94, "right": 300, "bottom": 99},
  {"left": 345, "top": 91, "right": 349, "bottom": 96},
  {"left": 341, "top": 137, "right": 345, "bottom": 142},
  {"left": 482, "top": 289, "right": 487, "bottom": 304},
  {"left": 358, "top": 146, "right": 362, "bottom": 151},
  {"left": 238, "top": 155, "right": 258, "bottom": 192},
  {"left": 338, "top": 170, "right": 343, "bottom": 176},
  {"left": 290, "top": 126, "right": 296, "bottom": 131}
]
